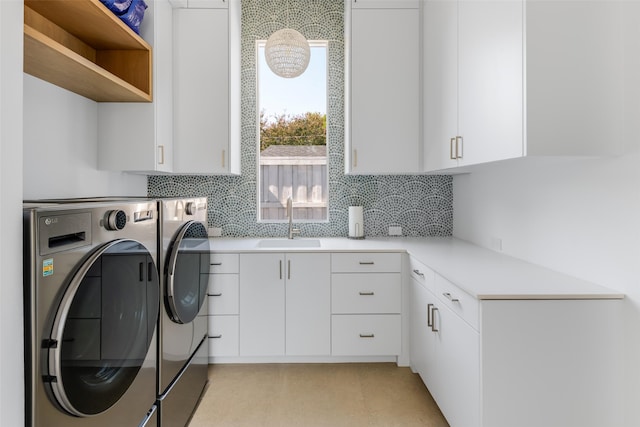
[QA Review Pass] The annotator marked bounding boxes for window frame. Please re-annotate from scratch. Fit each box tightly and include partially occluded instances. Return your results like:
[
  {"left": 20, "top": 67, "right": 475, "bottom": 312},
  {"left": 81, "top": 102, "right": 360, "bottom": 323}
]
[{"left": 256, "top": 39, "right": 330, "bottom": 224}]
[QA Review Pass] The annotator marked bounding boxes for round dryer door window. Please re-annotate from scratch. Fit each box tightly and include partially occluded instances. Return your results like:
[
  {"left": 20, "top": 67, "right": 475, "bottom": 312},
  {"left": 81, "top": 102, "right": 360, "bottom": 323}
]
[
  {"left": 166, "top": 221, "right": 210, "bottom": 324},
  {"left": 47, "top": 239, "right": 159, "bottom": 417}
]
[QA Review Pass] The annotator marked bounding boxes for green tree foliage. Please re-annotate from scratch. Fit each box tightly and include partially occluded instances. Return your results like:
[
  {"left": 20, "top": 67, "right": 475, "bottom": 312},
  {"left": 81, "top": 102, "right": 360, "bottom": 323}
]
[{"left": 260, "top": 110, "right": 327, "bottom": 151}]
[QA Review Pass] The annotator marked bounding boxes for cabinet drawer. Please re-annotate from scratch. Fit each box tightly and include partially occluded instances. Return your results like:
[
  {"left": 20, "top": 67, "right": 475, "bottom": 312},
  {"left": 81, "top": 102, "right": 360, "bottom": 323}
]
[
  {"left": 203, "top": 253, "right": 239, "bottom": 274},
  {"left": 331, "top": 314, "right": 401, "bottom": 356},
  {"left": 331, "top": 252, "right": 401, "bottom": 273},
  {"left": 207, "top": 274, "right": 239, "bottom": 315},
  {"left": 409, "top": 257, "right": 436, "bottom": 293},
  {"left": 435, "top": 274, "right": 479, "bottom": 330},
  {"left": 208, "top": 315, "right": 239, "bottom": 357},
  {"left": 332, "top": 273, "right": 401, "bottom": 314}
]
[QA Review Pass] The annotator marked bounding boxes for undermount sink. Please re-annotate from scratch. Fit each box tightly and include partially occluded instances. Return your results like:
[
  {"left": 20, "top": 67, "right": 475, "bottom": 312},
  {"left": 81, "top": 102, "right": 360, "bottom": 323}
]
[{"left": 256, "top": 239, "right": 321, "bottom": 248}]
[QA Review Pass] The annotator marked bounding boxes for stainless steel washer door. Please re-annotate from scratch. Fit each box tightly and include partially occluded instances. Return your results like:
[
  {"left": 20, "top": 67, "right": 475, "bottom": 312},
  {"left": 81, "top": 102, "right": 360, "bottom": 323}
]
[
  {"left": 46, "top": 239, "right": 159, "bottom": 417},
  {"left": 165, "top": 221, "right": 210, "bottom": 324}
]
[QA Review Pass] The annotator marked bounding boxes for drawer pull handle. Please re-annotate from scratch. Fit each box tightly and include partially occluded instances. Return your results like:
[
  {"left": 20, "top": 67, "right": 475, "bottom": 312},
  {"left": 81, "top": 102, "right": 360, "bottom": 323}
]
[
  {"left": 427, "top": 303, "right": 434, "bottom": 327},
  {"left": 359, "top": 291, "right": 374, "bottom": 296},
  {"left": 359, "top": 334, "right": 375, "bottom": 338},
  {"left": 442, "top": 292, "right": 459, "bottom": 302},
  {"left": 210, "top": 334, "right": 223, "bottom": 339},
  {"left": 413, "top": 269, "right": 424, "bottom": 277},
  {"left": 211, "top": 262, "right": 223, "bottom": 266},
  {"left": 359, "top": 261, "right": 374, "bottom": 265},
  {"left": 431, "top": 307, "right": 439, "bottom": 332},
  {"left": 209, "top": 293, "right": 223, "bottom": 297}
]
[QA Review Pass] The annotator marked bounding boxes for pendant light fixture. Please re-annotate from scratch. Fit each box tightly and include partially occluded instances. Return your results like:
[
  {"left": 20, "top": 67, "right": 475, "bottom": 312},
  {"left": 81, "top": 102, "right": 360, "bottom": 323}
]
[{"left": 264, "top": 1, "right": 310, "bottom": 78}]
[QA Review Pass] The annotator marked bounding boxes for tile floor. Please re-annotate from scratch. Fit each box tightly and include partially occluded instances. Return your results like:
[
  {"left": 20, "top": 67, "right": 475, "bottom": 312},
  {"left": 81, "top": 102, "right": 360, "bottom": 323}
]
[{"left": 189, "top": 363, "right": 450, "bottom": 427}]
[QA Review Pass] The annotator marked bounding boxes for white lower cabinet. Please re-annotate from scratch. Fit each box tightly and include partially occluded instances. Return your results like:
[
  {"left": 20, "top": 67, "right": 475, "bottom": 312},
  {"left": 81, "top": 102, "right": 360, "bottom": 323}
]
[
  {"left": 206, "top": 254, "right": 239, "bottom": 358},
  {"left": 330, "top": 253, "right": 402, "bottom": 357},
  {"left": 332, "top": 314, "right": 401, "bottom": 356},
  {"left": 208, "top": 315, "right": 239, "bottom": 357},
  {"left": 432, "top": 295, "right": 480, "bottom": 427},
  {"left": 410, "top": 257, "right": 623, "bottom": 427},
  {"left": 411, "top": 267, "right": 480, "bottom": 427},
  {"left": 239, "top": 252, "right": 331, "bottom": 357},
  {"left": 408, "top": 259, "right": 437, "bottom": 390}
]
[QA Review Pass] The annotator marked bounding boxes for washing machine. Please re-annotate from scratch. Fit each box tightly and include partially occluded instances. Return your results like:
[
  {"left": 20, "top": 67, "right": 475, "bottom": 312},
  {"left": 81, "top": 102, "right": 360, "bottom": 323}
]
[
  {"left": 157, "top": 197, "right": 210, "bottom": 427},
  {"left": 23, "top": 200, "right": 159, "bottom": 427}
]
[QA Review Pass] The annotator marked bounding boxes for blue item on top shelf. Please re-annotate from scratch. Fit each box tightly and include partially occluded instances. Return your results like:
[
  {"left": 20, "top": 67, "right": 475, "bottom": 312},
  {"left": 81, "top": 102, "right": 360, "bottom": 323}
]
[
  {"left": 100, "top": 0, "right": 147, "bottom": 35},
  {"left": 100, "top": 0, "right": 133, "bottom": 15},
  {"left": 119, "top": 0, "right": 148, "bottom": 34}
]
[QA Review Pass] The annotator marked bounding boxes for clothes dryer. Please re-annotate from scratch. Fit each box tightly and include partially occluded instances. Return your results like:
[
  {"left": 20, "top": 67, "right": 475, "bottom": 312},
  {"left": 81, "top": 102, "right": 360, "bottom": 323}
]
[
  {"left": 23, "top": 200, "right": 159, "bottom": 427},
  {"left": 157, "top": 198, "right": 209, "bottom": 427}
]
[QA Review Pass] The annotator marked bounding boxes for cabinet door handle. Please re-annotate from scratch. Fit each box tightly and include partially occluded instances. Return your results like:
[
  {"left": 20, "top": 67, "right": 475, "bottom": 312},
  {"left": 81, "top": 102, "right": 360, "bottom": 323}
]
[
  {"left": 359, "top": 261, "right": 374, "bottom": 265},
  {"left": 210, "top": 334, "right": 223, "bottom": 339},
  {"left": 208, "top": 293, "right": 222, "bottom": 297},
  {"left": 353, "top": 149, "right": 358, "bottom": 168},
  {"left": 288, "top": 259, "right": 291, "bottom": 280},
  {"left": 158, "top": 145, "right": 165, "bottom": 165},
  {"left": 359, "top": 334, "right": 374, "bottom": 338},
  {"left": 431, "top": 307, "right": 439, "bottom": 332},
  {"left": 211, "top": 262, "right": 222, "bottom": 266},
  {"left": 279, "top": 260, "right": 283, "bottom": 280},
  {"left": 450, "top": 137, "right": 456, "bottom": 160},
  {"left": 456, "top": 136, "right": 463, "bottom": 159},
  {"left": 359, "top": 291, "right": 374, "bottom": 296},
  {"left": 443, "top": 292, "right": 460, "bottom": 302},
  {"left": 221, "top": 149, "right": 226, "bottom": 169},
  {"left": 413, "top": 269, "right": 424, "bottom": 278},
  {"left": 427, "top": 303, "right": 433, "bottom": 327}
]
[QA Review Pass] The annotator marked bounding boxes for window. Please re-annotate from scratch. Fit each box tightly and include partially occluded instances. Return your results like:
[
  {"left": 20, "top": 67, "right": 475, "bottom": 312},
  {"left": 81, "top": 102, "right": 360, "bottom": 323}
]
[{"left": 257, "top": 40, "right": 328, "bottom": 222}]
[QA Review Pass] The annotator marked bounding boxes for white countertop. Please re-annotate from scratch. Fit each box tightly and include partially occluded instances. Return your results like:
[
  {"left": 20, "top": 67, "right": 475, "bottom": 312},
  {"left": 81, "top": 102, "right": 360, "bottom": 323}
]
[{"left": 209, "top": 236, "right": 624, "bottom": 300}]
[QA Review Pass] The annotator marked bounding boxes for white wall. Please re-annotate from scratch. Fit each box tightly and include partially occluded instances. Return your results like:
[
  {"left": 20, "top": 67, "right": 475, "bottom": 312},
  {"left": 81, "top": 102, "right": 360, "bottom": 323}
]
[
  {"left": 453, "top": 153, "right": 640, "bottom": 426},
  {"left": 23, "top": 75, "right": 147, "bottom": 199},
  {"left": 1, "top": 1, "right": 24, "bottom": 425}
]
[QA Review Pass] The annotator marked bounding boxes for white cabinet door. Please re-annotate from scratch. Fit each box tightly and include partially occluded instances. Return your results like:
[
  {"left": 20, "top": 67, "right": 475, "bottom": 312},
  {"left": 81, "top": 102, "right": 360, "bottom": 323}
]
[
  {"left": 239, "top": 252, "right": 331, "bottom": 357},
  {"left": 423, "top": 0, "right": 523, "bottom": 171},
  {"left": 285, "top": 253, "right": 331, "bottom": 356},
  {"left": 239, "top": 253, "right": 285, "bottom": 356},
  {"left": 457, "top": 0, "right": 523, "bottom": 166},
  {"left": 98, "top": 0, "right": 173, "bottom": 173},
  {"left": 331, "top": 314, "right": 401, "bottom": 356},
  {"left": 346, "top": 2, "right": 421, "bottom": 174},
  {"left": 409, "top": 278, "right": 428, "bottom": 377},
  {"left": 208, "top": 315, "right": 239, "bottom": 357},
  {"left": 423, "top": 0, "right": 458, "bottom": 171},
  {"left": 173, "top": 3, "right": 240, "bottom": 174},
  {"left": 432, "top": 301, "right": 481, "bottom": 427}
]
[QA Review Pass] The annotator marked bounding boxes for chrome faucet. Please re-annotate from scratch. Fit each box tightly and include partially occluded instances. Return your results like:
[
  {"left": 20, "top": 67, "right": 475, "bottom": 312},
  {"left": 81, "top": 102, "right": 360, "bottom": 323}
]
[{"left": 286, "top": 197, "right": 300, "bottom": 239}]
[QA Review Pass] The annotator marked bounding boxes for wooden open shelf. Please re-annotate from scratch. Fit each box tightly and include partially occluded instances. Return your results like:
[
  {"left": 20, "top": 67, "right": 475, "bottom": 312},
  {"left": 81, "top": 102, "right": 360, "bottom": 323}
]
[{"left": 24, "top": 0, "right": 153, "bottom": 102}]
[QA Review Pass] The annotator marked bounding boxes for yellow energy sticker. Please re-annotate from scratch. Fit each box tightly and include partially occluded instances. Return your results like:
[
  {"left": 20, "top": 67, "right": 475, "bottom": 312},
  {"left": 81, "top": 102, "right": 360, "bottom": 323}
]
[{"left": 43, "top": 259, "right": 53, "bottom": 277}]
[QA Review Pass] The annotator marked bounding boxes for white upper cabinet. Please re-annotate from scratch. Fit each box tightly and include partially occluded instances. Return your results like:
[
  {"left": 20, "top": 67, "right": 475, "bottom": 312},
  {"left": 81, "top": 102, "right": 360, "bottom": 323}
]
[
  {"left": 351, "top": 0, "right": 420, "bottom": 7},
  {"left": 457, "top": 0, "right": 523, "bottom": 167},
  {"left": 345, "top": 0, "right": 422, "bottom": 174},
  {"left": 424, "top": 0, "right": 627, "bottom": 172},
  {"left": 424, "top": 0, "right": 523, "bottom": 171},
  {"left": 98, "top": 0, "right": 174, "bottom": 173},
  {"left": 172, "top": 1, "right": 241, "bottom": 174},
  {"left": 169, "top": 0, "right": 228, "bottom": 9}
]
